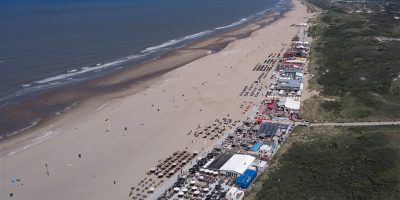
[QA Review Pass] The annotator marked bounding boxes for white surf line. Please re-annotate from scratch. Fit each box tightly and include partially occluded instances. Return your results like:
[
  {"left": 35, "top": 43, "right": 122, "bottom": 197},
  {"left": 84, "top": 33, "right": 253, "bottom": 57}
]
[
  {"left": 0, "top": 128, "right": 64, "bottom": 161},
  {"left": 96, "top": 103, "right": 109, "bottom": 111}
]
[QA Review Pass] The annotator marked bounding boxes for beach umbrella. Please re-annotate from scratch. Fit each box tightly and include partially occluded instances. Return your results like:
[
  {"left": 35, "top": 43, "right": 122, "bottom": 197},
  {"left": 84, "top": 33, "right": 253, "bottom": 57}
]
[
  {"left": 157, "top": 173, "right": 164, "bottom": 178},
  {"left": 213, "top": 171, "right": 219, "bottom": 176},
  {"left": 174, "top": 187, "right": 180, "bottom": 192},
  {"left": 191, "top": 186, "right": 198, "bottom": 191},
  {"left": 199, "top": 168, "right": 205, "bottom": 172},
  {"left": 177, "top": 192, "right": 184, "bottom": 197},
  {"left": 194, "top": 191, "right": 200, "bottom": 195},
  {"left": 199, "top": 176, "right": 204, "bottom": 180},
  {"left": 182, "top": 188, "right": 188, "bottom": 193},
  {"left": 169, "top": 170, "right": 175, "bottom": 175},
  {"left": 148, "top": 188, "right": 155, "bottom": 193},
  {"left": 203, "top": 188, "right": 209, "bottom": 192},
  {"left": 172, "top": 163, "right": 177, "bottom": 167},
  {"left": 189, "top": 180, "right": 196, "bottom": 185},
  {"left": 204, "top": 169, "right": 209, "bottom": 174},
  {"left": 195, "top": 172, "right": 200, "bottom": 176}
]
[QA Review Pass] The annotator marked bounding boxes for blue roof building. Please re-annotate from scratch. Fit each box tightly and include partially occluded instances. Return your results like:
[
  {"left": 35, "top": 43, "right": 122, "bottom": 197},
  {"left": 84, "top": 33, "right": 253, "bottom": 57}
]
[{"left": 236, "top": 169, "right": 257, "bottom": 189}]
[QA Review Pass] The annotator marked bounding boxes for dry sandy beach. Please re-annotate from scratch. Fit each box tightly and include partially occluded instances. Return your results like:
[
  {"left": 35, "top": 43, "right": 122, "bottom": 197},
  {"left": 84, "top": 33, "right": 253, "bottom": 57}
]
[{"left": 0, "top": 0, "right": 310, "bottom": 199}]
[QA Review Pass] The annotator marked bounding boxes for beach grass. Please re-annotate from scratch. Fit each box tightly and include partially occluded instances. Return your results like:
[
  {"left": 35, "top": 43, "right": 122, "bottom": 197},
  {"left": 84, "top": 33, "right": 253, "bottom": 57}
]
[
  {"left": 301, "top": 1, "right": 400, "bottom": 122},
  {"left": 247, "top": 126, "right": 400, "bottom": 200}
]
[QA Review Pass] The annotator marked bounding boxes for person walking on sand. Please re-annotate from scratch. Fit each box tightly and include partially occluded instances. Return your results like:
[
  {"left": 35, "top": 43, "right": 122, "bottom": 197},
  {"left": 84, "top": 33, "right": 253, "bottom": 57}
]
[{"left": 45, "top": 163, "right": 49, "bottom": 176}]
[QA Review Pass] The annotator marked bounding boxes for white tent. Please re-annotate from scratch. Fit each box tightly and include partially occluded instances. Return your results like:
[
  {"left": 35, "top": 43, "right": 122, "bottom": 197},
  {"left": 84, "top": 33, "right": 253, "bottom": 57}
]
[
  {"left": 284, "top": 98, "right": 301, "bottom": 110},
  {"left": 285, "top": 59, "right": 306, "bottom": 64},
  {"left": 219, "top": 154, "right": 255, "bottom": 177}
]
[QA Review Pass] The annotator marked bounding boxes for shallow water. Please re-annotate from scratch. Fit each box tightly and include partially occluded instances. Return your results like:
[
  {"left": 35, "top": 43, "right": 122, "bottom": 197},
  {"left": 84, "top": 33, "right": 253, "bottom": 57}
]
[{"left": 0, "top": 0, "right": 285, "bottom": 105}]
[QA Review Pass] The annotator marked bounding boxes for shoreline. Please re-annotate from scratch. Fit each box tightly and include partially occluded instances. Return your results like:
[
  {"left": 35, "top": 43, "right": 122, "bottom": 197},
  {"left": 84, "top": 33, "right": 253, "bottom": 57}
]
[
  {"left": 0, "top": 11, "right": 284, "bottom": 154},
  {"left": 0, "top": 0, "right": 312, "bottom": 199},
  {"left": 0, "top": 4, "right": 288, "bottom": 139}
]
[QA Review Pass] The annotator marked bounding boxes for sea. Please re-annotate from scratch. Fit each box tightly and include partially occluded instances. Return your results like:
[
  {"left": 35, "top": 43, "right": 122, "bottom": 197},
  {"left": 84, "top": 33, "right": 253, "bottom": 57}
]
[{"left": 0, "top": 0, "right": 291, "bottom": 137}]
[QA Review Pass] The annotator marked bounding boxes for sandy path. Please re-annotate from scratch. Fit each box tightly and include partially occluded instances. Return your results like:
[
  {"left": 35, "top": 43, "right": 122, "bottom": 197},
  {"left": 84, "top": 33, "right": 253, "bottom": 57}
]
[
  {"left": 0, "top": 1, "right": 310, "bottom": 199},
  {"left": 310, "top": 121, "right": 400, "bottom": 127}
]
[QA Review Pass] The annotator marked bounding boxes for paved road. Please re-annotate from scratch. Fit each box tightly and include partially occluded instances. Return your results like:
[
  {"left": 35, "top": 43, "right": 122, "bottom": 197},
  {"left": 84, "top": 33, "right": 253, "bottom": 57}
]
[{"left": 309, "top": 121, "right": 400, "bottom": 127}]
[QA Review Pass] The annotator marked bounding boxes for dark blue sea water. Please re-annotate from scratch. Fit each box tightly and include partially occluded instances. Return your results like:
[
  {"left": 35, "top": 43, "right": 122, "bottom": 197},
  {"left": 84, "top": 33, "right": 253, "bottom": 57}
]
[{"left": 0, "top": 0, "right": 287, "bottom": 106}]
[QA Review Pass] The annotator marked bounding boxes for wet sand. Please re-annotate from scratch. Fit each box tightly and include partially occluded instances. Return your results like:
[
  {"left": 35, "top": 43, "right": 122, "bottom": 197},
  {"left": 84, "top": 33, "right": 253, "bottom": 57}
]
[
  {"left": 0, "top": 12, "right": 280, "bottom": 139},
  {"left": 0, "top": 0, "right": 311, "bottom": 199}
]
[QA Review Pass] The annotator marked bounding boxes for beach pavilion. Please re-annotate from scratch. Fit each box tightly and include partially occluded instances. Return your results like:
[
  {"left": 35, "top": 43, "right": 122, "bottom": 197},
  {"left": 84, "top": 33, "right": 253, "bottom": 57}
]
[{"left": 218, "top": 154, "right": 255, "bottom": 178}]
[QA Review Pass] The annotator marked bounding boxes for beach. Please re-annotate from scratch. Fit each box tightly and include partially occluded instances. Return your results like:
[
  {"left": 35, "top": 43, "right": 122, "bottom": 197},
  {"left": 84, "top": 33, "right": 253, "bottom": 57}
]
[{"left": 0, "top": 0, "right": 310, "bottom": 199}]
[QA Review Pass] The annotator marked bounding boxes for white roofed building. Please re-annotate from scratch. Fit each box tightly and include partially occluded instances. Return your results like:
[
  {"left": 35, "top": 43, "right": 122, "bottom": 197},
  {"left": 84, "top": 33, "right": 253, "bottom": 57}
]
[
  {"left": 278, "top": 97, "right": 301, "bottom": 113},
  {"left": 219, "top": 154, "right": 256, "bottom": 177},
  {"left": 225, "top": 187, "right": 244, "bottom": 200}
]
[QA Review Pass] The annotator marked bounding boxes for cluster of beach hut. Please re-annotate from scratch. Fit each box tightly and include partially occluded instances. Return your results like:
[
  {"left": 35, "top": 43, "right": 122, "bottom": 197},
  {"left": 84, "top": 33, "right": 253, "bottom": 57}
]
[
  {"left": 129, "top": 151, "right": 198, "bottom": 199},
  {"left": 222, "top": 121, "right": 264, "bottom": 155},
  {"left": 148, "top": 150, "right": 197, "bottom": 179},
  {"left": 160, "top": 152, "right": 233, "bottom": 200},
  {"left": 239, "top": 101, "right": 255, "bottom": 115},
  {"left": 258, "top": 28, "right": 309, "bottom": 121},
  {"left": 191, "top": 118, "right": 238, "bottom": 141},
  {"left": 239, "top": 81, "right": 264, "bottom": 97},
  {"left": 129, "top": 176, "right": 158, "bottom": 199},
  {"left": 241, "top": 49, "right": 285, "bottom": 98}
]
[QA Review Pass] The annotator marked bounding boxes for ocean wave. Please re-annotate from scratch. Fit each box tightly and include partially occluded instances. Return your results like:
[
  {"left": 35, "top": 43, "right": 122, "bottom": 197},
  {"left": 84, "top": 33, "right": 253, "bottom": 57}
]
[
  {"left": 214, "top": 7, "right": 274, "bottom": 31},
  {"left": 34, "top": 59, "right": 127, "bottom": 84},
  {"left": 182, "top": 30, "right": 214, "bottom": 40},
  {"left": 215, "top": 19, "right": 246, "bottom": 30},
  {"left": 0, "top": 126, "right": 63, "bottom": 161},
  {"left": 1, "top": 118, "right": 41, "bottom": 140},
  {"left": 142, "top": 30, "right": 214, "bottom": 53},
  {"left": 2, "top": 0, "right": 288, "bottom": 106}
]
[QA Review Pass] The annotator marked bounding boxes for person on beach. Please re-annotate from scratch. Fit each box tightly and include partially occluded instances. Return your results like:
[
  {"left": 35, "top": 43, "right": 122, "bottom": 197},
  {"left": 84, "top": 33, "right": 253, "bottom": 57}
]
[{"left": 45, "top": 163, "right": 49, "bottom": 176}]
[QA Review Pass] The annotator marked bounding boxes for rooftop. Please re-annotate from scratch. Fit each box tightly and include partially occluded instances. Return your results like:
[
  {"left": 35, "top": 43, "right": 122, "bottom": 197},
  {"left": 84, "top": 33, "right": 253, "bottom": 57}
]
[
  {"left": 277, "top": 79, "right": 302, "bottom": 89},
  {"left": 283, "top": 97, "right": 301, "bottom": 110},
  {"left": 207, "top": 153, "right": 234, "bottom": 170},
  {"left": 219, "top": 154, "right": 255, "bottom": 175}
]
